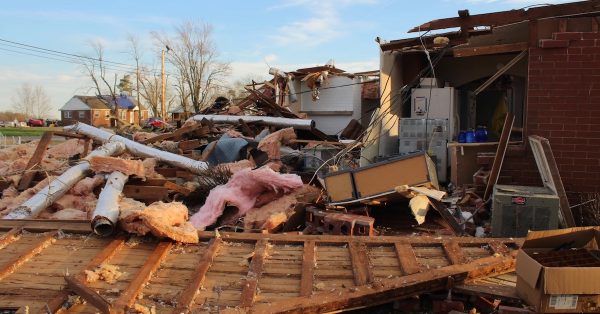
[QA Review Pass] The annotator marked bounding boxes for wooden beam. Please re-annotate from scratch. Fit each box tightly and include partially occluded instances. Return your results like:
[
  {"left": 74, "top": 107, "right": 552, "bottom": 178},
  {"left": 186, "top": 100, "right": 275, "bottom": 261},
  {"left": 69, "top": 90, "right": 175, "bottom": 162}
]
[
  {"left": 113, "top": 241, "right": 172, "bottom": 313},
  {"left": 474, "top": 51, "right": 527, "bottom": 96},
  {"left": 178, "top": 139, "right": 202, "bottom": 151},
  {"left": 0, "top": 231, "right": 57, "bottom": 281},
  {"left": 163, "top": 181, "right": 192, "bottom": 196},
  {"left": 44, "top": 237, "right": 126, "bottom": 313},
  {"left": 0, "top": 227, "right": 23, "bottom": 250},
  {"left": 64, "top": 275, "right": 112, "bottom": 314},
  {"left": 204, "top": 230, "right": 521, "bottom": 246},
  {"left": 443, "top": 242, "right": 467, "bottom": 265},
  {"left": 17, "top": 131, "right": 53, "bottom": 191},
  {"left": 395, "top": 242, "right": 421, "bottom": 275},
  {"left": 123, "top": 185, "right": 169, "bottom": 202},
  {"left": 488, "top": 241, "right": 510, "bottom": 255},
  {"left": 300, "top": 241, "right": 316, "bottom": 297},
  {"left": 240, "top": 239, "right": 270, "bottom": 308},
  {"left": 428, "top": 199, "right": 465, "bottom": 236},
  {"left": 173, "top": 238, "right": 222, "bottom": 314},
  {"left": 484, "top": 113, "right": 515, "bottom": 201},
  {"left": 141, "top": 124, "right": 205, "bottom": 144},
  {"left": 348, "top": 242, "right": 374, "bottom": 286},
  {"left": 238, "top": 118, "right": 256, "bottom": 137},
  {"left": 250, "top": 254, "right": 517, "bottom": 313},
  {"left": 0, "top": 220, "right": 91, "bottom": 234},
  {"left": 453, "top": 42, "right": 528, "bottom": 58},
  {"left": 51, "top": 131, "right": 87, "bottom": 139},
  {"left": 82, "top": 138, "right": 91, "bottom": 157},
  {"left": 408, "top": 1, "right": 600, "bottom": 33}
]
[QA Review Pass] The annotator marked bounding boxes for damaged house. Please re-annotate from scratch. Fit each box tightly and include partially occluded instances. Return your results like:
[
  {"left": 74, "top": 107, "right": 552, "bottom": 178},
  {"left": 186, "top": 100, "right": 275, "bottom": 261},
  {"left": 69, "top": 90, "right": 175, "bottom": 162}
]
[
  {"left": 1, "top": 1, "right": 600, "bottom": 314},
  {"left": 372, "top": 0, "right": 600, "bottom": 198}
]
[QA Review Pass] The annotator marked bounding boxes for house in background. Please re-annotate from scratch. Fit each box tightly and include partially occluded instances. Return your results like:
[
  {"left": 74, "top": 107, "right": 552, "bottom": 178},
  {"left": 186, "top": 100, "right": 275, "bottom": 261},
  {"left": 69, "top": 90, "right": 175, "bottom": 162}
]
[{"left": 59, "top": 94, "right": 149, "bottom": 127}]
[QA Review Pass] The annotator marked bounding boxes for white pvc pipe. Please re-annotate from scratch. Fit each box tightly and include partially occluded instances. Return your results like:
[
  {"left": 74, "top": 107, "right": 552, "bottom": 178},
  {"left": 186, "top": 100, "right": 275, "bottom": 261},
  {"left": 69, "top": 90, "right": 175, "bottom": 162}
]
[
  {"left": 63, "top": 122, "right": 208, "bottom": 173},
  {"left": 4, "top": 141, "right": 126, "bottom": 219},
  {"left": 91, "top": 171, "right": 128, "bottom": 236},
  {"left": 191, "top": 114, "right": 315, "bottom": 130}
]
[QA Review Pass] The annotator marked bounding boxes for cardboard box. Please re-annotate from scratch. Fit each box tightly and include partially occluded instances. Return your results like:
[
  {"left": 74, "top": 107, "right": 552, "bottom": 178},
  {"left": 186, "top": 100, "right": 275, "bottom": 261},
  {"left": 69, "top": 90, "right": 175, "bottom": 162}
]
[{"left": 516, "top": 227, "right": 600, "bottom": 313}]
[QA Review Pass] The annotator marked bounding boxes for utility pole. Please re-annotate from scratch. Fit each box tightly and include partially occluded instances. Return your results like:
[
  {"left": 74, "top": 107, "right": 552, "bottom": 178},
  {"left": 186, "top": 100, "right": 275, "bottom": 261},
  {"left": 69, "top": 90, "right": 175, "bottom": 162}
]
[
  {"left": 161, "top": 49, "right": 166, "bottom": 120},
  {"left": 136, "top": 66, "right": 141, "bottom": 124}
]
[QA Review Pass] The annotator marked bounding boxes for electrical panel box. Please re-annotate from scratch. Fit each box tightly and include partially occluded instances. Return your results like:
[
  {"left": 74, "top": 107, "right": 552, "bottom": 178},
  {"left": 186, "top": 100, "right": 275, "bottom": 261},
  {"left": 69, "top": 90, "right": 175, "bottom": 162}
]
[{"left": 492, "top": 184, "right": 560, "bottom": 238}]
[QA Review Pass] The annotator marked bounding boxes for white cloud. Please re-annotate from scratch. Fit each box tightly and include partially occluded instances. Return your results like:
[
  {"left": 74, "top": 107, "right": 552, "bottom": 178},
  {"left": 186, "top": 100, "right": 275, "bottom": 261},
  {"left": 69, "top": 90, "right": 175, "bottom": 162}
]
[
  {"left": 268, "top": 0, "right": 378, "bottom": 47},
  {"left": 228, "top": 57, "right": 379, "bottom": 84}
]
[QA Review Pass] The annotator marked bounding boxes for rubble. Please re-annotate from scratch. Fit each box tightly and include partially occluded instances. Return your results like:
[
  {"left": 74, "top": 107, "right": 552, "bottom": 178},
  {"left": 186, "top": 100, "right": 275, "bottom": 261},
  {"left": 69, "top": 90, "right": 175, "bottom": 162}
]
[{"left": 1, "top": 3, "right": 599, "bottom": 312}]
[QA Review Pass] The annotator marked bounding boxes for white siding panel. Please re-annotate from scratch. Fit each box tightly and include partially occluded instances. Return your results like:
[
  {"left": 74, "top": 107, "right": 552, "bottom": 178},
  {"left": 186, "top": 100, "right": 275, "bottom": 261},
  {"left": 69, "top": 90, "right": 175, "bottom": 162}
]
[{"left": 300, "top": 76, "right": 360, "bottom": 113}]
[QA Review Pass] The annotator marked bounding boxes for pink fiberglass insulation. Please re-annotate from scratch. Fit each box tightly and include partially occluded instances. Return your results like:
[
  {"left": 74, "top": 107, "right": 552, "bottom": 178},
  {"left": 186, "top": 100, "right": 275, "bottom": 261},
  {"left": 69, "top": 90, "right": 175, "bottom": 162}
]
[{"left": 189, "top": 166, "right": 303, "bottom": 230}]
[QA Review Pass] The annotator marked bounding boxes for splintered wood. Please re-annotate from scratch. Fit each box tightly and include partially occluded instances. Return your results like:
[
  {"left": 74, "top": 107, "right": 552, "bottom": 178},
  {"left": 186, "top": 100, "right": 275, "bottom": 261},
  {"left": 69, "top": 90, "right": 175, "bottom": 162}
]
[{"left": 0, "top": 221, "right": 522, "bottom": 313}]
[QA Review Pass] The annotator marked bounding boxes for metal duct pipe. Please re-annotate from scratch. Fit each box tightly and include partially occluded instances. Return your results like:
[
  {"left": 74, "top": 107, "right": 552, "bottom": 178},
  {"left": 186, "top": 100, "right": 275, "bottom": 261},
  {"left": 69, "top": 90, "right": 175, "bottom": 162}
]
[
  {"left": 190, "top": 115, "right": 315, "bottom": 130},
  {"left": 63, "top": 122, "right": 208, "bottom": 173},
  {"left": 4, "top": 141, "right": 126, "bottom": 219},
  {"left": 91, "top": 171, "right": 128, "bottom": 236}
]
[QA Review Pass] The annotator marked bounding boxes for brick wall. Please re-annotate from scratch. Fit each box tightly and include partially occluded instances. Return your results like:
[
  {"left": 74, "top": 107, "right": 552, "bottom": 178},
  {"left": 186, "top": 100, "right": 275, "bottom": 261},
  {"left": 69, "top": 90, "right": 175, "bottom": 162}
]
[{"left": 502, "top": 32, "right": 600, "bottom": 196}]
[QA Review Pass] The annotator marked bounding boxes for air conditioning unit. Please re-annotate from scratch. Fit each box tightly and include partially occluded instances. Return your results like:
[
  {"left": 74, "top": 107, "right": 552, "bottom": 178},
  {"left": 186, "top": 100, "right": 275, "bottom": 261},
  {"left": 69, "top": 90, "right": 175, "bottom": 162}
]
[{"left": 491, "top": 184, "right": 560, "bottom": 237}]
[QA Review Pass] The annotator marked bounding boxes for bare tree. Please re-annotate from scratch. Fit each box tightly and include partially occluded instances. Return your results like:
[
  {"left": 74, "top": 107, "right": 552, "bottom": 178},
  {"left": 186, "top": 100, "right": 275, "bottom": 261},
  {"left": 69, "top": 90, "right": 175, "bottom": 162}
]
[
  {"left": 11, "top": 83, "right": 52, "bottom": 118},
  {"left": 152, "top": 22, "right": 230, "bottom": 113},
  {"left": 82, "top": 41, "right": 122, "bottom": 126}
]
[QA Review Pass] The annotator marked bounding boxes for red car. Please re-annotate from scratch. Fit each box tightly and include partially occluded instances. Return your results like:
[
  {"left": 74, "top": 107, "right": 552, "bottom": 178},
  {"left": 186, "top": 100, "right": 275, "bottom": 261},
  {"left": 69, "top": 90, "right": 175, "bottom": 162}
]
[
  {"left": 144, "top": 118, "right": 172, "bottom": 129},
  {"left": 28, "top": 119, "right": 44, "bottom": 127}
]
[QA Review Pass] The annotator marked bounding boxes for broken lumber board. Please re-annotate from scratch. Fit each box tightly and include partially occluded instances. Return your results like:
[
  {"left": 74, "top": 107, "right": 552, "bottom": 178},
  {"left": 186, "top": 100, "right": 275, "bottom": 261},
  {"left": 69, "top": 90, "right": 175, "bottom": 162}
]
[
  {"left": 140, "top": 124, "right": 206, "bottom": 144},
  {"left": 173, "top": 237, "right": 222, "bottom": 314},
  {"left": 0, "top": 220, "right": 522, "bottom": 313},
  {"left": 0, "top": 227, "right": 23, "bottom": 250},
  {"left": 123, "top": 185, "right": 169, "bottom": 202},
  {"left": 453, "top": 42, "right": 528, "bottom": 58},
  {"left": 0, "top": 231, "right": 57, "bottom": 281},
  {"left": 45, "top": 236, "right": 126, "bottom": 313},
  {"left": 240, "top": 239, "right": 270, "bottom": 307},
  {"left": 348, "top": 242, "right": 374, "bottom": 285},
  {"left": 112, "top": 241, "right": 172, "bottom": 313},
  {"left": 163, "top": 181, "right": 192, "bottom": 196},
  {"left": 178, "top": 139, "right": 202, "bottom": 151},
  {"left": 250, "top": 254, "right": 517, "bottom": 313},
  {"left": 428, "top": 198, "right": 465, "bottom": 236},
  {"left": 17, "top": 131, "right": 54, "bottom": 191},
  {"left": 484, "top": 112, "right": 515, "bottom": 201},
  {"left": 52, "top": 130, "right": 87, "bottom": 139},
  {"left": 300, "top": 241, "right": 316, "bottom": 297},
  {"left": 64, "top": 275, "right": 112, "bottom": 314}
]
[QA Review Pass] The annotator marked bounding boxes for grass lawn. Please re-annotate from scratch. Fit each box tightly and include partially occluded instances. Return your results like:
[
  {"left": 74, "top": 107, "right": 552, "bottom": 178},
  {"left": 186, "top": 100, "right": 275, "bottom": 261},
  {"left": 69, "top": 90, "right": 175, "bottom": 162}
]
[{"left": 0, "top": 127, "right": 64, "bottom": 137}]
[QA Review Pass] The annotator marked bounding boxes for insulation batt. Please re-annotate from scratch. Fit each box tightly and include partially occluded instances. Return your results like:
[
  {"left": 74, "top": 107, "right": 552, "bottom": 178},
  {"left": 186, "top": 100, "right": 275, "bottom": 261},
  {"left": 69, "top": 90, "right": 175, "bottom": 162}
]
[
  {"left": 119, "top": 199, "right": 199, "bottom": 243},
  {"left": 189, "top": 166, "right": 303, "bottom": 230}
]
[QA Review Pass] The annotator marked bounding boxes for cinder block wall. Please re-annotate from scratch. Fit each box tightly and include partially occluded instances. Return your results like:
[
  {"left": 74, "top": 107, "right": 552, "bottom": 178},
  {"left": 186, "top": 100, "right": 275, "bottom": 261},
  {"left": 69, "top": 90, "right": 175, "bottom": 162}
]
[{"left": 502, "top": 32, "right": 600, "bottom": 196}]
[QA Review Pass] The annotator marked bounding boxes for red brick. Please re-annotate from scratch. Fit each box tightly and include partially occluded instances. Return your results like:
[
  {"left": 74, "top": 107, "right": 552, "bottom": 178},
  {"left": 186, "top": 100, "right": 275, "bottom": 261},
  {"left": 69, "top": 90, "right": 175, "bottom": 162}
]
[
  {"left": 567, "top": 47, "right": 583, "bottom": 54},
  {"left": 542, "top": 54, "right": 568, "bottom": 62},
  {"left": 539, "top": 39, "right": 570, "bottom": 48},
  {"left": 568, "top": 54, "right": 595, "bottom": 62},
  {"left": 581, "top": 47, "right": 600, "bottom": 54},
  {"left": 582, "top": 32, "right": 600, "bottom": 40},
  {"left": 553, "top": 32, "right": 583, "bottom": 41},
  {"left": 570, "top": 39, "right": 596, "bottom": 47}
]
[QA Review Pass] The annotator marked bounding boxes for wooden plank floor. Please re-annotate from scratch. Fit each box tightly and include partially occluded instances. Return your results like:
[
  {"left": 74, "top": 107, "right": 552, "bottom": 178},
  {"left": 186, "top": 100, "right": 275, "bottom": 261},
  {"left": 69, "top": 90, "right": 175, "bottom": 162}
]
[{"left": 0, "top": 220, "right": 523, "bottom": 313}]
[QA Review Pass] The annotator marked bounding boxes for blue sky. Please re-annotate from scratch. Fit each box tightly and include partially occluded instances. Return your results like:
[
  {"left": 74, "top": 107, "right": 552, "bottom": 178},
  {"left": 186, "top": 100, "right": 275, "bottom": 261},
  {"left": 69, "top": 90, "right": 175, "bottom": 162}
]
[{"left": 0, "top": 0, "right": 571, "bottom": 117}]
